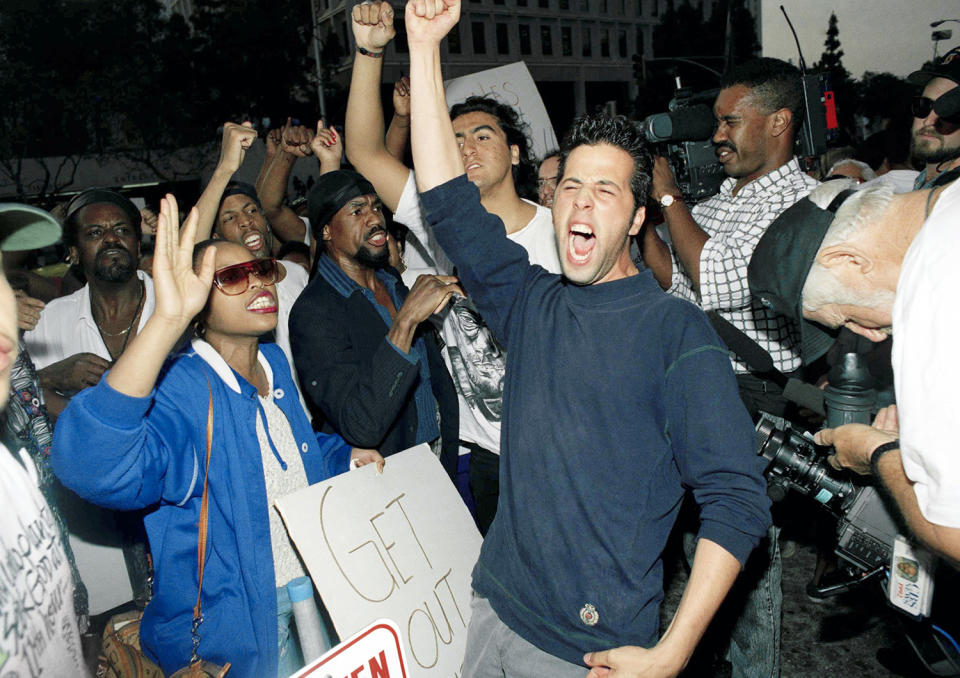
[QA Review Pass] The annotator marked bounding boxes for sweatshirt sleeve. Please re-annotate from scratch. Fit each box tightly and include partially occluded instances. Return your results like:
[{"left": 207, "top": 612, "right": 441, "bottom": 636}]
[
  {"left": 420, "top": 175, "right": 535, "bottom": 348},
  {"left": 51, "top": 368, "right": 203, "bottom": 511},
  {"left": 315, "top": 431, "right": 353, "bottom": 478},
  {"left": 662, "top": 309, "right": 772, "bottom": 566}
]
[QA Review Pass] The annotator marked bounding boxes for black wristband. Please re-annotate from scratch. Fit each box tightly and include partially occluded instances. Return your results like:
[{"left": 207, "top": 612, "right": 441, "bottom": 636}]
[
  {"left": 356, "top": 46, "right": 384, "bottom": 58},
  {"left": 869, "top": 439, "right": 899, "bottom": 477}
]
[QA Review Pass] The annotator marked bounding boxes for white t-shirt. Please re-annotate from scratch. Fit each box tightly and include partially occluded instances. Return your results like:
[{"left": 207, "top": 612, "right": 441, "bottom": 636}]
[
  {"left": 0, "top": 445, "right": 89, "bottom": 676},
  {"left": 22, "top": 272, "right": 156, "bottom": 615},
  {"left": 275, "top": 260, "right": 309, "bottom": 370},
  {"left": 395, "top": 171, "right": 561, "bottom": 454},
  {"left": 893, "top": 178, "right": 960, "bottom": 527}
]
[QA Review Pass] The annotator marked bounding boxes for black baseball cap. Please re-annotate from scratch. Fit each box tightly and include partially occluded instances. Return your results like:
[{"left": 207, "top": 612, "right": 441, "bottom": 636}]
[
  {"left": 748, "top": 188, "right": 859, "bottom": 364},
  {"left": 908, "top": 46, "right": 960, "bottom": 86}
]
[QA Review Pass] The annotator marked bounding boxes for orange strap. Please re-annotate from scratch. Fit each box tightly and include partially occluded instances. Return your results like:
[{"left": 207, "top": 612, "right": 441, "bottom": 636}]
[{"left": 193, "top": 383, "right": 214, "bottom": 622}]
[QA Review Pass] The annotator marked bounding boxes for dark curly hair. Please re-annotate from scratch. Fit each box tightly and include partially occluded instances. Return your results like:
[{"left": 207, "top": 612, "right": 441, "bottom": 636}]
[
  {"left": 449, "top": 96, "right": 538, "bottom": 201},
  {"left": 721, "top": 57, "right": 804, "bottom": 132},
  {"left": 558, "top": 114, "right": 653, "bottom": 212}
]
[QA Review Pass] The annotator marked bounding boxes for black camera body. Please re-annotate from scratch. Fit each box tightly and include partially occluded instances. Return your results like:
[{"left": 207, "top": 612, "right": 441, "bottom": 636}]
[
  {"left": 636, "top": 72, "right": 837, "bottom": 202},
  {"left": 756, "top": 351, "right": 905, "bottom": 573}
]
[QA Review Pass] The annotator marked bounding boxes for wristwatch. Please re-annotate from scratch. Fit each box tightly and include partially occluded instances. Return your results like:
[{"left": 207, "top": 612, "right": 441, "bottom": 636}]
[{"left": 659, "top": 194, "right": 682, "bottom": 208}]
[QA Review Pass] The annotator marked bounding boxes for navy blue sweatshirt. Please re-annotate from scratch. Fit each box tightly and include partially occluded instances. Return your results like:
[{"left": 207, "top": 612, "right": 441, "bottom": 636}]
[{"left": 421, "top": 175, "right": 771, "bottom": 665}]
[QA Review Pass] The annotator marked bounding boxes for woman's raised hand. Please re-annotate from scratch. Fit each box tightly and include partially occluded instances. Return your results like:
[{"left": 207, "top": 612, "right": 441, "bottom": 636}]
[{"left": 152, "top": 194, "right": 216, "bottom": 330}]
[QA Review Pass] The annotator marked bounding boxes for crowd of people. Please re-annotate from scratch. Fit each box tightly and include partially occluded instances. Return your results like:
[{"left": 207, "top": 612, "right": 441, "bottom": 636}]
[{"left": 1, "top": 1, "right": 959, "bottom": 676}]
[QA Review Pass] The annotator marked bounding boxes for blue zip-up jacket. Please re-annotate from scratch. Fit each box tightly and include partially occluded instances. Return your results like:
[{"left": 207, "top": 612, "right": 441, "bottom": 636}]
[{"left": 51, "top": 340, "right": 352, "bottom": 678}]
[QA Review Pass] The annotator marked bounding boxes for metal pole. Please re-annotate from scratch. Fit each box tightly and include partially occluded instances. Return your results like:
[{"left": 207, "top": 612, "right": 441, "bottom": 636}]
[{"left": 310, "top": 0, "right": 327, "bottom": 120}]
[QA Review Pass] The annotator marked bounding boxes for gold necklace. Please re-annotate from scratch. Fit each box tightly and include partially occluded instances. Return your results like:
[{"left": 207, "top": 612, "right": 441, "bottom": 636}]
[{"left": 95, "top": 279, "right": 145, "bottom": 358}]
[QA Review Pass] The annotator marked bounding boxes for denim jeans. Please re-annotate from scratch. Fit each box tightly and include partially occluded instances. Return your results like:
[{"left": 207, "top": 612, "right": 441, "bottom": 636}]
[{"left": 684, "top": 526, "right": 782, "bottom": 678}]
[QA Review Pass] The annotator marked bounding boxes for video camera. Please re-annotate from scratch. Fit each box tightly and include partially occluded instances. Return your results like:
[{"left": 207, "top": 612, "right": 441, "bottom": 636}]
[
  {"left": 755, "top": 351, "right": 905, "bottom": 576},
  {"left": 635, "top": 72, "right": 837, "bottom": 202}
]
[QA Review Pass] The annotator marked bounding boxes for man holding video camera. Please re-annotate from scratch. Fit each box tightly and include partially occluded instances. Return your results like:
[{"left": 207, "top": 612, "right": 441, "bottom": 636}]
[
  {"left": 642, "top": 57, "right": 818, "bottom": 678},
  {"left": 749, "top": 177, "right": 960, "bottom": 568}
]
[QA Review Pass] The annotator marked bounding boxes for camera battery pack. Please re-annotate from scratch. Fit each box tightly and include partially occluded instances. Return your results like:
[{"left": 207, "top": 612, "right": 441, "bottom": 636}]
[{"left": 888, "top": 535, "right": 936, "bottom": 619}]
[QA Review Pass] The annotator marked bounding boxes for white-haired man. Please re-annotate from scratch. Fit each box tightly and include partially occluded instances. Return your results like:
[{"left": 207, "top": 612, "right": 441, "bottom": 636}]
[{"left": 749, "top": 176, "right": 960, "bottom": 567}]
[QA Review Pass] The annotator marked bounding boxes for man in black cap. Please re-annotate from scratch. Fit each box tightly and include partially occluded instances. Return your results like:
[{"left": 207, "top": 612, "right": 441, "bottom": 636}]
[
  {"left": 288, "top": 170, "right": 461, "bottom": 475},
  {"left": 22, "top": 187, "right": 153, "bottom": 620},
  {"left": 25, "top": 189, "right": 152, "bottom": 414},
  {"left": 909, "top": 46, "right": 960, "bottom": 190},
  {"left": 750, "top": 177, "right": 960, "bottom": 567}
]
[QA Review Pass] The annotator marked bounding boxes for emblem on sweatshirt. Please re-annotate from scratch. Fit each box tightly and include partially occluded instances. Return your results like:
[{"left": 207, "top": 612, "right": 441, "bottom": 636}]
[{"left": 579, "top": 603, "right": 599, "bottom": 626}]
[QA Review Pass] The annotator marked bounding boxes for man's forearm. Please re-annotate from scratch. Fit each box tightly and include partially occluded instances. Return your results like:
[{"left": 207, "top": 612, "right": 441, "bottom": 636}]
[
  {"left": 662, "top": 202, "right": 708, "bottom": 289},
  {"left": 409, "top": 45, "right": 463, "bottom": 192},
  {"left": 661, "top": 538, "right": 741, "bottom": 666},
  {"left": 385, "top": 113, "right": 410, "bottom": 161},
  {"left": 258, "top": 151, "right": 307, "bottom": 243},
  {"left": 194, "top": 165, "right": 233, "bottom": 241},
  {"left": 876, "top": 451, "right": 960, "bottom": 568}
]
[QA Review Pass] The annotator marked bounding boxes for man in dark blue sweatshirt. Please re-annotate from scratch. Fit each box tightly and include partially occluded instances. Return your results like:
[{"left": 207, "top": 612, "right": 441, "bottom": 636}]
[{"left": 403, "top": 2, "right": 771, "bottom": 675}]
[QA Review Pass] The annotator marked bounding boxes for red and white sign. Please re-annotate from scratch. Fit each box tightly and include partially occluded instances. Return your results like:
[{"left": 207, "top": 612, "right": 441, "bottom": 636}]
[{"left": 293, "top": 619, "right": 408, "bottom": 678}]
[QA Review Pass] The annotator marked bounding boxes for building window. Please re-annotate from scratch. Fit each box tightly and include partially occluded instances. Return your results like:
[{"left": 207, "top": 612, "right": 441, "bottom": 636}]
[
  {"left": 394, "top": 17, "right": 409, "bottom": 52},
  {"left": 600, "top": 0, "right": 607, "bottom": 12},
  {"left": 580, "top": 0, "right": 589, "bottom": 10},
  {"left": 472, "top": 22, "right": 486, "bottom": 53},
  {"left": 600, "top": 29, "right": 610, "bottom": 57},
  {"left": 448, "top": 23, "right": 462, "bottom": 53},
  {"left": 636, "top": 26, "right": 644, "bottom": 56},
  {"left": 541, "top": 25, "right": 553, "bottom": 55},
  {"left": 561, "top": 26, "right": 572, "bottom": 56},
  {"left": 652, "top": 0, "right": 658, "bottom": 15},
  {"left": 539, "top": 0, "right": 549, "bottom": 7},
  {"left": 582, "top": 27, "right": 591, "bottom": 57},
  {"left": 618, "top": 29, "right": 626, "bottom": 57},
  {"left": 518, "top": 0, "right": 528, "bottom": 6},
  {"left": 496, "top": 23, "right": 509, "bottom": 52},
  {"left": 559, "top": 0, "right": 569, "bottom": 8},
  {"left": 519, "top": 23, "right": 532, "bottom": 54},
  {"left": 637, "top": 0, "right": 643, "bottom": 15},
  {"left": 341, "top": 20, "right": 350, "bottom": 56}
]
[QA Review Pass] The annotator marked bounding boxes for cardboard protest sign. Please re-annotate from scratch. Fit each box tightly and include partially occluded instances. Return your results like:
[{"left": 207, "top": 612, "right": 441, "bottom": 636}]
[
  {"left": 445, "top": 62, "right": 558, "bottom": 161},
  {"left": 292, "top": 618, "right": 408, "bottom": 678},
  {"left": 276, "top": 445, "right": 482, "bottom": 678}
]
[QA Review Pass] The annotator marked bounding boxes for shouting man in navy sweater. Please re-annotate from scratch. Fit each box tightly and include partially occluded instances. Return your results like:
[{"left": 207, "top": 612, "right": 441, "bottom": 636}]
[{"left": 403, "top": 1, "right": 771, "bottom": 676}]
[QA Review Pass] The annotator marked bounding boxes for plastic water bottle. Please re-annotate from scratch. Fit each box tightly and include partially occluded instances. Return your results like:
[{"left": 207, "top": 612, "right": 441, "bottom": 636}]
[{"left": 286, "top": 576, "right": 325, "bottom": 663}]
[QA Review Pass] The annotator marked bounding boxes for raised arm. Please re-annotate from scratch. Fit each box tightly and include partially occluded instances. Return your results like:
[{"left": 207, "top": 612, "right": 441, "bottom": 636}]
[
  {"left": 649, "top": 156, "right": 708, "bottom": 289},
  {"left": 194, "top": 122, "right": 258, "bottom": 241},
  {"left": 344, "top": 1, "right": 411, "bottom": 211},
  {"left": 310, "top": 119, "right": 345, "bottom": 175},
  {"left": 258, "top": 118, "right": 314, "bottom": 244},
  {"left": 385, "top": 76, "right": 411, "bottom": 162},
  {"left": 108, "top": 196, "right": 215, "bottom": 396},
  {"left": 407, "top": 0, "right": 463, "bottom": 193}
]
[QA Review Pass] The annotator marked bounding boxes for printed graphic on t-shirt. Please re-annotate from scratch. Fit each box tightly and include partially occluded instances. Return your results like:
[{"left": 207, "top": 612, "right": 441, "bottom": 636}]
[{"left": 445, "top": 297, "right": 505, "bottom": 423}]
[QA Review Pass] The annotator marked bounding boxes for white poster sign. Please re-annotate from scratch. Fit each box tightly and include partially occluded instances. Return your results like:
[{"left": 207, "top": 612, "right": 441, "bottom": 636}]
[
  {"left": 292, "top": 618, "right": 408, "bottom": 678},
  {"left": 445, "top": 61, "right": 558, "bottom": 161},
  {"left": 277, "top": 445, "right": 482, "bottom": 678}
]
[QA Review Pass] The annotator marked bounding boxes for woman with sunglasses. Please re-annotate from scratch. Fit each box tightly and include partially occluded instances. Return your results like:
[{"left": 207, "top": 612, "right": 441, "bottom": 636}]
[{"left": 52, "top": 195, "right": 382, "bottom": 678}]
